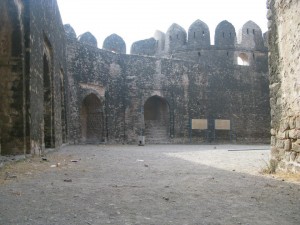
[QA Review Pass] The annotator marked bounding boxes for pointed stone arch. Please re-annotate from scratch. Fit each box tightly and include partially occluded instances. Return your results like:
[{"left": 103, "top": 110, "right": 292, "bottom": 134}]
[
  {"left": 144, "top": 95, "right": 170, "bottom": 143},
  {"left": 237, "top": 53, "right": 250, "bottom": 66},
  {"left": 60, "top": 68, "right": 67, "bottom": 143},
  {"left": 80, "top": 93, "right": 105, "bottom": 143},
  {"left": 43, "top": 37, "right": 55, "bottom": 149}
]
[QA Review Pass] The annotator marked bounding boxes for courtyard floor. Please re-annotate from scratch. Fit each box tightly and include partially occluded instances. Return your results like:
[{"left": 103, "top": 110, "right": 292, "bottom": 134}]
[{"left": 0, "top": 144, "right": 300, "bottom": 225}]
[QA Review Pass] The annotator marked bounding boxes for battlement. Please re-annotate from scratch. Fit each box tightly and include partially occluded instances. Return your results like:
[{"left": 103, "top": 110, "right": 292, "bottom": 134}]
[
  {"left": 64, "top": 21, "right": 267, "bottom": 68},
  {"left": 103, "top": 33, "right": 126, "bottom": 54},
  {"left": 64, "top": 25, "right": 127, "bottom": 54},
  {"left": 130, "top": 20, "right": 267, "bottom": 56}
]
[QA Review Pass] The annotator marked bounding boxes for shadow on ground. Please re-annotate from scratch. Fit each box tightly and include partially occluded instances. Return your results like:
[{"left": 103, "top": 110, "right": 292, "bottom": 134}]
[{"left": 0, "top": 145, "right": 299, "bottom": 225}]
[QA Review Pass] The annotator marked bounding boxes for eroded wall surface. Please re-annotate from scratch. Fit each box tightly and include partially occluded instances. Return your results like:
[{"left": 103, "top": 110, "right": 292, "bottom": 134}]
[
  {"left": 0, "top": 0, "right": 271, "bottom": 155},
  {"left": 0, "top": 0, "right": 66, "bottom": 155},
  {"left": 29, "top": 0, "right": 67, "bottom": 154},
  {"left": 66, "top": 29, "right": 270, "bottom": 144},
  {"left": 268, "top": 0, "right": 300, "bottom": 172},
  {"left": 0, "top": 0, "right": 29, "bottom": 155}
]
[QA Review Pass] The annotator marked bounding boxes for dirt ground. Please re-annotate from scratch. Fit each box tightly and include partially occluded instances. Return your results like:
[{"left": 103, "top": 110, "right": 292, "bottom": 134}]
[{"left": 0, "top": 144, "right": 300, "bottom": 225}]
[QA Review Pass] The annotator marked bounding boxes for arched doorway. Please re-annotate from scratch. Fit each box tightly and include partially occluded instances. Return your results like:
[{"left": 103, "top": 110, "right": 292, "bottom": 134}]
[
  {"left": 237, "top": 53, "right": 250, "bottom": 66},
  {"left": 144, "top": 96, "right": 170, "bottom": 143},
  {"left": 43, "top": 51, "right": 55, "bottom": 148},
  {"left": 80, "top": 94, "right": 104, "bottom": 143}
]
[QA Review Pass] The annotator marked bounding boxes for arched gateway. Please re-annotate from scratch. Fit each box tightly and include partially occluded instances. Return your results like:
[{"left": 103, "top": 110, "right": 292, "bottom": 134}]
[
  {"left": 144, "top": 96, "right": 170, "bottom": 143},
  {"left": 80, "top": 94, "right": 104, "bottom": 143}
]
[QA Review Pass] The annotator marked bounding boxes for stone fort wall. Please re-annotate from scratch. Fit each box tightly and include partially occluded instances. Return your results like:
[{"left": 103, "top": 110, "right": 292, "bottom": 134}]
[
  {"left": 65, "top": 19, "right": 270, "bottom": 145},
  {"left": 268, "top": 0, "right": 300, "bottom": 172},
  {"left": 0, "top": 0, "right": 271, "bottom": 155},
  {"left": 0, "top": 0, "right": 67, "bottom": 155}
]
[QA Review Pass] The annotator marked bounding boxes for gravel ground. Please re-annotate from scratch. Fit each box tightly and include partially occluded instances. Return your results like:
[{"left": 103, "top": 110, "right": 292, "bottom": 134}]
[{"left": 0, "top": 144, "right": 300, "bottom": 225}]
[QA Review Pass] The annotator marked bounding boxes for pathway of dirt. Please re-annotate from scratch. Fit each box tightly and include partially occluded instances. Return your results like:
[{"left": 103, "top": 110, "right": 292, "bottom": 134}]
[{"left": 0, "top": 145, "right": 299, "bottom": 225}]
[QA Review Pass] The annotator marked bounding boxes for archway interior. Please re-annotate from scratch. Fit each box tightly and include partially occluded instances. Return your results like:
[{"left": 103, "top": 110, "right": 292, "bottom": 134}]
[
  {"left": 81, "top": 94, "right": 104, "bottom": 143},
  {"left": 60, "top": 70, "right": 67, "bottom": 143},
  {"left": 237, "top": 53, "right": 250, "bottom": 66},
  {"left": 43, "top": 53, "right": 55, "bottom": 148},
  {"left": 144, "top": 96, "right": 169, "bottom": 143}
]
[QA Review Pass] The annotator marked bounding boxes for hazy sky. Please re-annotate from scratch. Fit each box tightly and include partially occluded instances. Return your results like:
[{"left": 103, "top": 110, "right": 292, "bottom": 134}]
[{"left": 56, "top": 0, "right": 268, "bottom": 52}]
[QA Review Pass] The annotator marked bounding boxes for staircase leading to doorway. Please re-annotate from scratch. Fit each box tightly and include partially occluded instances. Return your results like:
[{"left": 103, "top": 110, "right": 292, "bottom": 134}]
[{"left": 144, "top": 120, "right": 170, "bottom": 144}]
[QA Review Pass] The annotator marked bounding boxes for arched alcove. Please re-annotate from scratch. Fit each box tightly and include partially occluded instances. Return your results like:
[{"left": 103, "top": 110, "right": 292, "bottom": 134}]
[
  {"left": 144, "top": 96, "right": 170, "bottom": 143},
  {"left": 237, "top": 53, "right": 250, "bottom": 66},
  {"left": 60, "top": 69, "right": 67, "bottom": 143},
  {"left": 43, "top": 48, "right": 55, "bottom": 148},
  {"left": 80, "top": 94, "right": 104, "bottom": 143}
]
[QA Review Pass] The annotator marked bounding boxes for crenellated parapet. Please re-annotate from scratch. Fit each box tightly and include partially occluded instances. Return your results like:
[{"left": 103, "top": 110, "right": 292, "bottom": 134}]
[
  {"left": 130, "top": 38, "right": 157, "bottom": 56},
  {"left": 78, "top": 32, "right": 98, "bottom": 47},
  {"left": 188, "top": 20, "right": 211, "bottom": 48},
  {"left": 64, "top": 26, "right": 127, "bottom": 55},
  {"left": 64, "top": 19, "right": 267, "bottom": 69},
  {"left": 130, "top": 19, "right": 267, "bottom": 65},
  {"left": 165, "top": 23, "right": 187, "bottom": 53},
  {"left": 237, "top": 20, "right": 264, "bottom": 50},
  {"left": 154, "top": 30, "right": 166, "bottom": 54},
  {"left": 64, "top": 24, "right": 77, "bottom": 39},
  {"left": 103, "top": 33, "right": 126, "bottom": 54},
  {"left": 1, "top": 0, "right": 271, "bottom": 156},
  {"left": 214, "top": 20, "right": 236, "bottom": 48}
]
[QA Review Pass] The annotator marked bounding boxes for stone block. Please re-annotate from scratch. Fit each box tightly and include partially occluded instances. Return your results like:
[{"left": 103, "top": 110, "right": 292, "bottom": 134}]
[
  {"left": 276, "top": 140, "right": 284, "bottom": 149},
  {"left": 284, "top": 139, "right": 291, "bottom": 151},
  {"left": 270, "top": 128, "right": 276, "bottom": 136},
  {"left": 271, "top": 146, "right": 279, "bottom": 156},
  {"left": 296, "top": 117, "right": 300, "bottom": 129},
  {"left": 278, "top": 148, "right": 285, "bottom": 158},
  {"left": 295, "top": 152, "right": 300, "bottom": 163},
  {"left": 271, "top": 136, "right": 276, "bottom": 146},
  {"left": 277, "top": 131, "right": 288, "bottom": 140},
  {"left": 280, "top": 120, "right": 289, "bottom": 132},
  {"left": 287, "top": 164, "right": 294, "bottom": 172},
  {"left": 296, "top": 154, "right": 300, "bottom": 163},
  {"left": 288, "top": 129, "right": 297, "bottom": 139},
  {"left": 278, "top": 161, "right": 286, "bottom": 170},
  {"left": 295, "top": 166, "right": 300, "bottom": 173},
  {"left": 285, "top": 152, "right": 291, "bottom": 161},
  {"left": 296, "top": 131, "right": 300, "bottom": 139},
  {"left": 289, "top": 117, "right": 296, "bottom": 129},
  {"left": 290, "top": 152, "right": 297, "bottom": 161},
  {"left": 292, "top": 140, "right": 300, "bottom": 152},
  {"left": 269, "top": 82, "right": 280, "bottom": 96}
]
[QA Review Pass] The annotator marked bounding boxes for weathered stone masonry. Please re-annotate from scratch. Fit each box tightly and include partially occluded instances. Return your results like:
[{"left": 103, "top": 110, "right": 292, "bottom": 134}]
[
  {"left": 1, "top": 0, "right": 271, "bottom": 155},
  {"left": 0, "top": 0, "right": 28, "bottom": 155},
  {"left": 0, "top": 0, "right": 67, "bottom": 155},
  {"left": 66, "top": 19, "right": 270, "bottom": 145},
  {"left": 268, "top": 0, "right": 300, "bottom": 172}
]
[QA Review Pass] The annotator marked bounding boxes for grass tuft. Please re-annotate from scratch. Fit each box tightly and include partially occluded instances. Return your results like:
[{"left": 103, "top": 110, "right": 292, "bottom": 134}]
[{"left": 261, "top": 159, "right": 278, "bottom": 174}]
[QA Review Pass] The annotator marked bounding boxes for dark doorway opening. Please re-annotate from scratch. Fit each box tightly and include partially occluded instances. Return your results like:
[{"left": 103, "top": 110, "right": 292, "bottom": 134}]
[
  {"left": 144, "top": 96, "right": 170, "bottom": 143},
  {"left": 81, "top": 94, "right": 104, "bottom": 143},
  {"left": 43, "top": 53, "right": 55, "bottom": 148}
]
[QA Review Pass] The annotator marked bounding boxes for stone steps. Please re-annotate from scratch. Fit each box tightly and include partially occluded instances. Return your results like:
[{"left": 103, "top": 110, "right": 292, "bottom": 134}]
[{"left": 144, "top": 120, "right": 169, "bottom": 144}]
